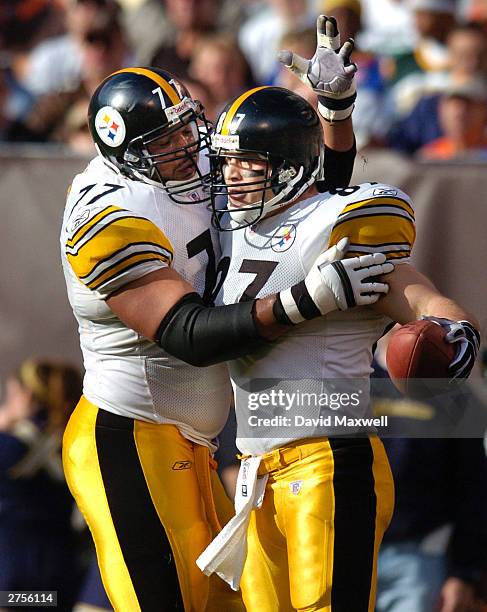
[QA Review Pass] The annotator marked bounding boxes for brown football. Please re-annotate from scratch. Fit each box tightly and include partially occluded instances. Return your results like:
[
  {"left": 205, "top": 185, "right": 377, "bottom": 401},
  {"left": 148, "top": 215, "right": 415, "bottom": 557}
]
[{"left": 386, "top": 320, "right": 456, "bottom": 396}]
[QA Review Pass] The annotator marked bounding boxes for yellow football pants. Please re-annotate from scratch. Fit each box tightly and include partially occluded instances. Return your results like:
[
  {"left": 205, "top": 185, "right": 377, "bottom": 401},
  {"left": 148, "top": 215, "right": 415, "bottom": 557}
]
[
  {"left": 242, "top": 436, "right": 395, "bottom": 612},
  {"left": 63, "top": 396, "right": 245, "bottom": 612}
]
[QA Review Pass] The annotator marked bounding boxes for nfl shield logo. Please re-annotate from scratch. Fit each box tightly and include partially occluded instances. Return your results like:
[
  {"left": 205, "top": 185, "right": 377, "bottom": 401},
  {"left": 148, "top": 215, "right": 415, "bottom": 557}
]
[{"left": 289, "top": 480, "right": 303, "bottom": 495}]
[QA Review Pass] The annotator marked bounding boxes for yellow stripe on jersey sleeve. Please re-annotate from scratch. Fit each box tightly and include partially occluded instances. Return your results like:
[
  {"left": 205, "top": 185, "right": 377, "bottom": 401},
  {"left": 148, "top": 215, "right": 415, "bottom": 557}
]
[
  {"left": 328, "top": 196, "right": 416, "bottom": 261},
  {"left": 84, "top": 251, "right": 169, "bottom": 290},
  {"left": 66, "top": 210, "right": 173, "bottom": 294}
]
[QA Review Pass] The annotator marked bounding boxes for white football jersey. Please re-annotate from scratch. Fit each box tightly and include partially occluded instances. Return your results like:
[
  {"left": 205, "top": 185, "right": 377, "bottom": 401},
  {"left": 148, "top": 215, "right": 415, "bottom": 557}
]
[
  {"left": 60, "top": 156, "right": 232, "bottom": 449},
  {"left": 216, "top": 182, "right": 416, "bottom": 454}
]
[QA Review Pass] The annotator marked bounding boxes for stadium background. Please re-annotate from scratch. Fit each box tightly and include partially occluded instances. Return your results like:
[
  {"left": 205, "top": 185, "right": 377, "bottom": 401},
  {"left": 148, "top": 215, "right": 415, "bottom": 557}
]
[{"left": 1, "top": 0, "right": 487, "bottom": 609}]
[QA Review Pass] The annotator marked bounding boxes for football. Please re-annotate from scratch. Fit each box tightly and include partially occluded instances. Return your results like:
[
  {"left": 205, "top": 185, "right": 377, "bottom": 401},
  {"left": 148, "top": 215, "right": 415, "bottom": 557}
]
[{"left": 386, "top": 320, "right": 456, "bottom": 396}]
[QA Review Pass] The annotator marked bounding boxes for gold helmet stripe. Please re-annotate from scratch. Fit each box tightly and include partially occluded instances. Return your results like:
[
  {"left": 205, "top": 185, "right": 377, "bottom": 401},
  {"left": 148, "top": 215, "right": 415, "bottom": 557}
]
[
  {"left": 110, "top": 68, "right": 181, "bottom": 105},
  {"left": 220, "top": 86, "right": 268, "bottom": 135}
]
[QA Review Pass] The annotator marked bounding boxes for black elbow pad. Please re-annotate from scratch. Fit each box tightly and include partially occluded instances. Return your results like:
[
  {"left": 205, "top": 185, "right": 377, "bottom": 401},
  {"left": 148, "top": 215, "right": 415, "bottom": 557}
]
[{"left": 155, "top": 293, "right": 266, "bottom": 367}]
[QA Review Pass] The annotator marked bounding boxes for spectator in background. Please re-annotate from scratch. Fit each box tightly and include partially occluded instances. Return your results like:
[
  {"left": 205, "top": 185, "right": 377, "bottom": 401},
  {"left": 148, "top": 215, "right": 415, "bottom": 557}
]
[
  {"left": 320, "top": 0, "right": 393, "bottom": 148},
  {"left": 466, "top": 0, "right": 487, "bottom": 27},
  {"left": 377, "top": 436, "right": 487, "bottom": 611},
  {"left": 124, "top": 0, "right": 171, "bottom": 64},
  {"left": 24, "top": 0, "right": 122, "bottom": 98},
  {"left": 389, "top": 0, "right": 459, "bottom": 118},
  {"left": 0, "top": 57, "right": 41, "bottom": 142},
  {"left": 418, "top": 76, "right": 487, "bottom": 160},
  {"left": 387, "top": 21, "right": 487, "bottom": 154},
  {"left": 356, "top": 0, "right": 416, "bottom": 58},
  {"left": 188, "top": 33, "right": 256, "bottom": 120},
  {"left": 447, "top": 19, "right": 487, "bottom": 77},
  {"left": 150, "top": 0, "right": 219, "bottom": 80},
  {"left": 15, "top": 10, "right": 130, "bottom": 150},
  {"left": 0, "top": 0, "right": 66, "bottom": 127},
  {"left": 412, "top": 0, "right": 457, "bottom": 67},
  {"left": 274, "top": 27, "right": 319, "bottom": 105},
  {"left": 126, "top": 0, "right": 248, "bottom": 66},
  {"left": 239, "top": 0, "right": 314, "bottom": 84},
  {"left": 0, "top": 358, "right": 83, "bottom": 610},
  {"left": 0, "top": 0, "right": 63, "bottom": 53}
]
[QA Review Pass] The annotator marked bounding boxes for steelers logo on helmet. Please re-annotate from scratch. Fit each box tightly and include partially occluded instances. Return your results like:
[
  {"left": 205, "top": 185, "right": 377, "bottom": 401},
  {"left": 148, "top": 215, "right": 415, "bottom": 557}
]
[{"left": 95, "top": 106, "right": 126, "bottom": 148}]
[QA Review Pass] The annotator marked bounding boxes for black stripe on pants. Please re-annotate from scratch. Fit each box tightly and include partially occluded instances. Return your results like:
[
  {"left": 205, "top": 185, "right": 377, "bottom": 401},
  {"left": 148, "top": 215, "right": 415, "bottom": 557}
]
[
  {"left": 95, "top": 409, "right": 184, "bottom": 611},
  {"left": 329, "top": 437, "right": 377, "bottom": 612}
]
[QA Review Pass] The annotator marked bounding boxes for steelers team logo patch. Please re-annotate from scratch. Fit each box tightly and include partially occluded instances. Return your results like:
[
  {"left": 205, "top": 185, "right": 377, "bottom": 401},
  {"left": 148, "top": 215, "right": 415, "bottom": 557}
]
[
  {"left": 271, "top": 224, "right": 296, "bottom": 252},
  {"left": 95, "top": 106, "right": 126, "bottom": 147}
]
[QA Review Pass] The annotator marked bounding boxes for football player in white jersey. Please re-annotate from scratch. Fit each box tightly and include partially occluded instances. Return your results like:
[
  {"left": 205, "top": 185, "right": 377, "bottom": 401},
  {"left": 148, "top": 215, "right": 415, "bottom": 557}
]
[
  {"left": 196, "top": 86, "right": 481, "bottom": 611},
  {"left": 59, "top": 40, "right": 396, "bottom": 611}
]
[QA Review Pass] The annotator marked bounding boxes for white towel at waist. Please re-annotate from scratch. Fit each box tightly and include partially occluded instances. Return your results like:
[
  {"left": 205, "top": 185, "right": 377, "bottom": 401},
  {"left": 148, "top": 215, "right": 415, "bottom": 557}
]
[{"left": 196, "top": 455, "right": 268, "bottom": 590}]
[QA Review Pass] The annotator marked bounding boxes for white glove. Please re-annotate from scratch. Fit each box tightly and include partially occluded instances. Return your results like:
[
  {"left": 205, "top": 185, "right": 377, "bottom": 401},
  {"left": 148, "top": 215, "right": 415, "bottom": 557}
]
[
  {"left": 277, "top": 238, "right": 394, "bottom": 324},
  {"left": 277, "top": 15, "right": 357, "bottom": 122},
  {"left": 420, "top": 316, "right": 481, "bottom": 379}
]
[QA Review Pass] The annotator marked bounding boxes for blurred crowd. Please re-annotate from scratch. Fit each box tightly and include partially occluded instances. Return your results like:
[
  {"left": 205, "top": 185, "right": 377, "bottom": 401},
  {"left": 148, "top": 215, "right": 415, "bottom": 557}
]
[
  {"left": 2, "top": 1, "right": 487, "bottom": 611},
  {"left": 1, "top": 0, "right": 487, "bottom": 160}
]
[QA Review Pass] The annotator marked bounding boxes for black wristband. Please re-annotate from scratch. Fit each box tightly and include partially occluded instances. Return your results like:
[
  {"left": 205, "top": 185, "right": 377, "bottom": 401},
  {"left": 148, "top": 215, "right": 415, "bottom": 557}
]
[
  {"left": 290, "top": 281, "right": 322, "bottom": 320},
  {"left": 275, "top": 281, "right": 323, "bottom": 326},
  {"left": 272, "top": 294, "right": 294, "bottom": 326},
  {"left": 318, "top": 91, "right": 357, "bottom": 111}
]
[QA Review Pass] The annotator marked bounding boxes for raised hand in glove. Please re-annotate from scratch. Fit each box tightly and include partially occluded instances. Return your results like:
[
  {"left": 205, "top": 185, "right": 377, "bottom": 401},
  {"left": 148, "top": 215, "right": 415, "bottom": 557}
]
[
  {"left": 277, "top": 15, "right": 357, "bottom": 122},
  {"left": 421, "top": 316, "right": 481, "bottom": 379},
  {"left": 275, "top": 238, "right": 394, "bottom": 325}
]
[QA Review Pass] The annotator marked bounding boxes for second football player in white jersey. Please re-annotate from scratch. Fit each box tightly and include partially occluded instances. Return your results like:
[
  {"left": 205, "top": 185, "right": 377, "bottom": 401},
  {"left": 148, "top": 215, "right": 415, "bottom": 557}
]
[{"left": 198, "top": 86, "right": 481, "bottom": 612}]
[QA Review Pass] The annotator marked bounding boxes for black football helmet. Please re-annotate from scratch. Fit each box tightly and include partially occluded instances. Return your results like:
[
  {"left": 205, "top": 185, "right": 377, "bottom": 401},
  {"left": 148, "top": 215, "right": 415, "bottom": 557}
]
[
  {"left": 88, "top": 67, "right": 212, "bottom": 203},
  {"left": 210, "top": 86, "right": 324, "bottom": 229}
]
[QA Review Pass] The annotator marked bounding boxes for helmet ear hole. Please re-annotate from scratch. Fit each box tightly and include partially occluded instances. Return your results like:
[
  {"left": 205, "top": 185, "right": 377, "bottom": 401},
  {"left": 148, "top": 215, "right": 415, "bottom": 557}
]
[
  {"left": 277, "top": 165, "right": 298, "bottom": 186},
  {"left": 270, "top": 160, "right": 294, "bottom": 196}
]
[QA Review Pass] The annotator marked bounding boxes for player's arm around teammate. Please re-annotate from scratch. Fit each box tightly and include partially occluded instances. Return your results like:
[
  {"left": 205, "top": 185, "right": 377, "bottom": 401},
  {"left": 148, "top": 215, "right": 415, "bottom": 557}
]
[
  {"left": 106, "top": 239, "right": 393, "bottom": 364},
  {"left": 107, "top": 15, "right": 371, "bottom": 366}
]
